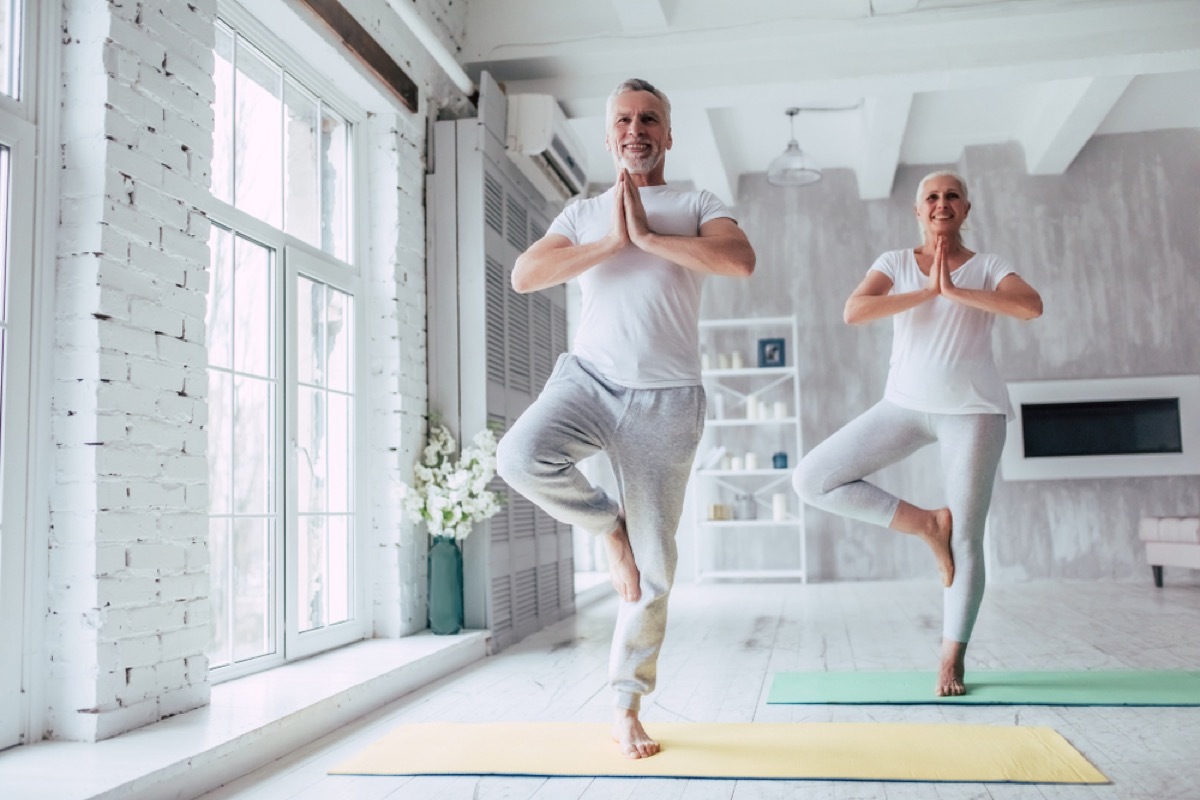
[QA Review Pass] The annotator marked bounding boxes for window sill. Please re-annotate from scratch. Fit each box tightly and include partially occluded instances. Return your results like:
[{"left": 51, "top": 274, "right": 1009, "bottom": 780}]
[{"left": 0, "top": 630, "right": 489, "bottom": 800}]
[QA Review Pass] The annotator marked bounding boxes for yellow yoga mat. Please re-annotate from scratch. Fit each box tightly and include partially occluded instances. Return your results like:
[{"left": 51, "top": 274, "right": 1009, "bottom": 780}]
[{"left": 330, "top": 722, "right": 1107, "bottom": 783}]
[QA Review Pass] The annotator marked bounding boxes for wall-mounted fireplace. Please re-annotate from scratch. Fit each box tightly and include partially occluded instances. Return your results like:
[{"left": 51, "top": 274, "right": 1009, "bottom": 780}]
[{"left": 1001, "top": 375, "right": 1200, "bottom": 481}]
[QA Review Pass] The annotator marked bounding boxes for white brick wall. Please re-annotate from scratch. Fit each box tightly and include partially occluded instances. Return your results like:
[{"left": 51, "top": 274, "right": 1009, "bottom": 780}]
[
  {"left": 38, "top": 0, "right": 458, "bottom": 743},
  {"left": 366, "top": 112, "right": 430, "bottom": 638},
  {"left": 48, "top": 0, "right": 216, "bottom": 742}
]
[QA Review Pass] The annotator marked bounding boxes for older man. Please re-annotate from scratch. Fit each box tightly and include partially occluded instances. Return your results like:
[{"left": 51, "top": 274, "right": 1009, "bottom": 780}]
[{"left": 496, "top": 78, "right": 755, "bottom": 758}]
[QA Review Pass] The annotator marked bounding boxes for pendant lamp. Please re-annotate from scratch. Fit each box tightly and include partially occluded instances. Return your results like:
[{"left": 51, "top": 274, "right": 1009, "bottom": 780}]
[{"left": 766, "top": 107, "right": 822, "bottom": 187}]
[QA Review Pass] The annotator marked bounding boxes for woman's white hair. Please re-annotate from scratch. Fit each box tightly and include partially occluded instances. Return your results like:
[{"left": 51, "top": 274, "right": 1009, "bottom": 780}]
[
  {"left": 914, "top": 170, "right": 970, "bottom": 239},
  {"left": 914, "top": 169, "right": 969, "bottom": 206}
]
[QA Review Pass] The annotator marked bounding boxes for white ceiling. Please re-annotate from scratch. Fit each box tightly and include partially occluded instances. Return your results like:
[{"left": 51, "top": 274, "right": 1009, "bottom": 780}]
[{"left": 457, "top": 0, "right": 1200, "bottom": 204}]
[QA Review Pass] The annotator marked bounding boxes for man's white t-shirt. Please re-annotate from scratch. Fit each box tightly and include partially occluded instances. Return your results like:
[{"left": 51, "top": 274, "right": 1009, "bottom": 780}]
[
  {"left": 870, "top": 249, "right": 1017, "bottom": 419},
  {"left": 547, "top": 185, "right": 734, "bottom": 388}
]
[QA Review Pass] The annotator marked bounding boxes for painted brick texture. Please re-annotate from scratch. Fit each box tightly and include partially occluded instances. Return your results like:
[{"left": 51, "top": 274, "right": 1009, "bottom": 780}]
[
  {"left": 48, "top": 0, "right": 216, "bottom": 742},
  {"left": 41, "top": 0, "right": 452, "bottom": 743}
]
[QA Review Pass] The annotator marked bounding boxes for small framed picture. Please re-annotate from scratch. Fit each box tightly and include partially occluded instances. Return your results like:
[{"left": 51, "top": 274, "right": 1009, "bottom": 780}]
[{"left": 757, "top": 338, "right": 786, "bottom": 368}]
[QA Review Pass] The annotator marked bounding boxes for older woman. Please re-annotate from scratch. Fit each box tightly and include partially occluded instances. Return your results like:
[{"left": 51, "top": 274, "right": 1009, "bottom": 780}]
[{"left": 793, "top": 170, "right": 1042, "bottom": 695}]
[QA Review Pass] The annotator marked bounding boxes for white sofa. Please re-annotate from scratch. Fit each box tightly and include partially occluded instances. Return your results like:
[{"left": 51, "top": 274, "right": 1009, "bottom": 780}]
[{"left": 1138, "top": 516, "right": 1200, "bottom": 587}]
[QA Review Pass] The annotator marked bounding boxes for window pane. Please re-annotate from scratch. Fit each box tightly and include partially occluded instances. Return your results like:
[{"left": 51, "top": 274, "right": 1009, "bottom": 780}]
[
  {"left": 233, "top": 39, "right": 282, "bottom": 227},
  {"left": 327, "top": 516, "right": 350, "bottom": 625},
  {"left": 0, "top": 0, "right": 20, "bottom": 99},
  {"left": 320, "top": 107, "right": 349, "bottom": 260},
  {"left": 211, "top": 23, "right": 234, "bottom": 205},
  {"left": 297, "top": 278, "right": 321, "bottom": 387},
  {"left": 327, "top": 392, "right": 350, "bottom": 512},
  {"left": 284, "top": 77, "right": 319, "bottom": 249},
  {"left": 206, "top": 226, "right": 233, "bottom": 370},
  {"left": 232, "top": 235, "right": 273, "bottom": 376},
  {"left": 206, "top": 518, "right": 231, "bottom": 668},
  {"left": 233, "top": 376, "right": 273, "bottom": 515},
  {"left": 207, "top": 369, "right": 232, "bottom": 514},
  {"left": 0, "top": 146, "right": 8, "bottom": 314},
  {"left": 327, "top": 286, "right": 351, "bottom": 392},
  {"left": 297, "top": 384, "right": 326, "bottom": 514},
  {"left": 232, "top": 517, "right": 273, "bottom": 662},
  {"left": 0, "top": 145, "right": 9, "bottom": 553},
  {"left": 300, "top": 514, "right": 325, "bottom": 632},
  {"left": 206, "top": 228, "right": 279, "bottom": 669}
]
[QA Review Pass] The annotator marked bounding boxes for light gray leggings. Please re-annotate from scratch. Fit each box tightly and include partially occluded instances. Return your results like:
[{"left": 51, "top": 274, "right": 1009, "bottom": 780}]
[
  {"left": 792, "top": 400, "right": 1007, "bottom": 642},
  {"left": 496, "top": 355, "right": 705, "bottom": 711}
]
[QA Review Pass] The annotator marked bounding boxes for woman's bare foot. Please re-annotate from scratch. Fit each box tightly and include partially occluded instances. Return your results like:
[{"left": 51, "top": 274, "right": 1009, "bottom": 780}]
[
  {"left": 890, "top": 503, "right": 955, "bottom": 587},
  {"left": 925, "top": 507, "right": 955, "bottom": 588},
  {"left": 612, "top": 708, "right": 659, "bottom": 758},
  {"left": 602, "top": 517, "right": 641, "bottom": 602},
  {"left": 936, "top": 638, "right": 967, "bottom": 696}
]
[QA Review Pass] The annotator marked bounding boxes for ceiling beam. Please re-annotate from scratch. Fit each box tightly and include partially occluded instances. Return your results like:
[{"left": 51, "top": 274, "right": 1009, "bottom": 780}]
[
  {"left": 1022, "top": 75, "right": 1134, "bottom": 175},
  {"left": 462, "top": 1, "right": 1200, "bottom": 107},
  {"left": 857, "top": 93, "right": 912, "bottom": 200},
  {"left": 611, "top": 0, "right": 669, "bottom": 30},
  {"left": 669, "top": 106, "right": 737, "bottom": 206}
]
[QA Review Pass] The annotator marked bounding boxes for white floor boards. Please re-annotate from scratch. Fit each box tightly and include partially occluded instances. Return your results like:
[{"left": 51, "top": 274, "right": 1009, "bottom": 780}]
[{"left": 196, "top": 579, "right": 1200, "bottom": 800}]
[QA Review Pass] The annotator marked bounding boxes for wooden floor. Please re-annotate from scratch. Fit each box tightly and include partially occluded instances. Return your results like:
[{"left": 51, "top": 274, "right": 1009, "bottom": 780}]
[{"left": 196, "top": 578, "right": 1200, "bottom": 800}]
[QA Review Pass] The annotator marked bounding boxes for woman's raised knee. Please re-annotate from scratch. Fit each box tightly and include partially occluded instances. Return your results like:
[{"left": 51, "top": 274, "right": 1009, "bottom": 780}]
[{"left": 791, "top": 457, "right": 827, "bottom": 504}]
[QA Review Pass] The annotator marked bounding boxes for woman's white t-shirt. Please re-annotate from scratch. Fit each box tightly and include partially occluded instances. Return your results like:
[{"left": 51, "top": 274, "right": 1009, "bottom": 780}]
[
  {"left": 870, "top": 249, "right": 1017, "bottom": 419},
  {"left": 547, "top": 185, "right": 733, "bottom": 388}
]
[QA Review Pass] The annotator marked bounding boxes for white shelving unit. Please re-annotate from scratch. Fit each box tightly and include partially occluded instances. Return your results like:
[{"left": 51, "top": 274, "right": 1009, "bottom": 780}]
[{"left": 691, "top": 316, "right": 806, "bottom": 582}]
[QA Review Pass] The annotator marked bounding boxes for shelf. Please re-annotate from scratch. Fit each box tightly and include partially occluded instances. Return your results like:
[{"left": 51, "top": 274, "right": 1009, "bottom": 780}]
[
  {"left": 699, "top": 316, "right": 796, "bottom": 329},
  {"left": 698, "top": 569, "right": 808, "bottom": 581},
  {"left": 693, "top": 315, "right": 806, "bottom": 584},
  {"left": 702, "top": 367, "right": 794, "bottom": 378},
  {"left": 705, "top": 417, "right": 797, "bottom": 427},
  {"left": 700, "top": 519, "right": 798, "bottom": 528}
]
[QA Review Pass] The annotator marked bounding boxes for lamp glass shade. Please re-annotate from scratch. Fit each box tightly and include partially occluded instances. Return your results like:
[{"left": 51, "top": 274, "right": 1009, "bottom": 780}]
[{"left": 766, "top": 140, "right": 822, "bottom": 187}]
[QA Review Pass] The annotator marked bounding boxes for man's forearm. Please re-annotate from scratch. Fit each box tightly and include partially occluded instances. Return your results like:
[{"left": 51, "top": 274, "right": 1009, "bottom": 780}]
[
  {"left": 635, "top": 231, "right": 756, "bottom": 277},
  {"left": 511, "top": 237, "right": 625, "bottom": 293}
]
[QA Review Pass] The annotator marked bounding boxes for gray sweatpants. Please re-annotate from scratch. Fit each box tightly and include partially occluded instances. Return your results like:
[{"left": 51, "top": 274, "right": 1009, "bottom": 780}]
[
  {"left": 496, "top": 355, "right": 706, "bottom": 711},
  {"left": 792, "top": 400, "right": 1007, "bottom": 642}
]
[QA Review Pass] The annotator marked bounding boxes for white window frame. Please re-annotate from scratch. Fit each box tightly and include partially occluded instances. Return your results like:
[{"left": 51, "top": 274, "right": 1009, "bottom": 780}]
[
  {"left": 1, "top": 0, "right": 55, "bottom": 750},
  {"left": 283, "top": 244, "right": 368, "bottom": 660},
  {"left": 0, "top": 108, "right": 36, "bottom": 753},
  {"left": 204, "top": 6, "right": 373, "bottom": 682}
]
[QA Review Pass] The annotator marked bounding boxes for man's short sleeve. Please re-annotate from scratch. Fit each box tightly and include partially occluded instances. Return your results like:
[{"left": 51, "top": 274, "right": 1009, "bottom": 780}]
[
  {"left": 697, "top": 190, "right": 735, "bottom": 227},
  {"left": 545, "top": 200, "right": 580, "bottom": 244}
]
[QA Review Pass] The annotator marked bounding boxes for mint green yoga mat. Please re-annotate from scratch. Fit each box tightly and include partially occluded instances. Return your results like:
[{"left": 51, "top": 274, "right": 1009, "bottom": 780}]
[{"left": 767, "top": 670, "right": 1200, "bottom": 706}]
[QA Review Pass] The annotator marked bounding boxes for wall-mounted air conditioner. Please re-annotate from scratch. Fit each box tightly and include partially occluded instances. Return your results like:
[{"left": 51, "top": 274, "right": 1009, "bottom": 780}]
[{"left": 505, "top": 94, "right": 588, "bottom": 203}]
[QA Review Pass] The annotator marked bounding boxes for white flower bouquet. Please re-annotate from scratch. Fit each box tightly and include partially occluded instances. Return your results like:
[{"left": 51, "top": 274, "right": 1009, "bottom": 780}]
[{"left": 399, "top": 422, "right": 502, "bottom": 541}]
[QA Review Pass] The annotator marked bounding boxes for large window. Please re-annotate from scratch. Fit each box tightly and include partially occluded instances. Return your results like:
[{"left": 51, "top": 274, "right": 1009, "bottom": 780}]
[
  {"left": 0, "top": 0, "right": 37, "bottom": 750},
  {"left": 206, "top": 16, "right": 364, "bottom": 677}
]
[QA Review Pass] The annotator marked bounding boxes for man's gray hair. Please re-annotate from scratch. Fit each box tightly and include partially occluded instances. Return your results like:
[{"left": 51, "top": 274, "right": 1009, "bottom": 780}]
[{"left": 605, "top": 78, "right": 672, "bottom": 126}]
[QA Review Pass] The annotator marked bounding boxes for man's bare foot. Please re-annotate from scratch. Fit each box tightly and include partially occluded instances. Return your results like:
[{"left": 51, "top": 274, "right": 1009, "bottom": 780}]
[
  {"left": 602, "top": 517, "right": 641, "bottom": 602},
  {"left": 935, "top": 638, "right": 967, "bottom": 696},
  {"left": 612, "top": 708, "right": 659, "bottom": 759},
  {"left": 923, "top": 507, "right": 954, "bottom": 588}
]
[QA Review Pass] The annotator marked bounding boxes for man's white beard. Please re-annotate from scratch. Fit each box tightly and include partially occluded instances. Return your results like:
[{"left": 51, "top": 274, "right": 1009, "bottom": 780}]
[{"left": 617, "top": 146, "right": 661, "bottom": 174}]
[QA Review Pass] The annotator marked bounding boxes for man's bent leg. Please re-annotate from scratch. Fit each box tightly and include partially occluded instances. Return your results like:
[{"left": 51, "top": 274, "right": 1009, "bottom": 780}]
[{"left": 496, "top": 357, "right": 623, "bottom": 537}]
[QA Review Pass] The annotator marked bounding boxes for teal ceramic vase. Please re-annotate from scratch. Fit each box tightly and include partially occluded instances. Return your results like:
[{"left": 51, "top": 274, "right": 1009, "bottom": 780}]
[{"left": 427, "top": 535, "right": 464, "bottom": 635}]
